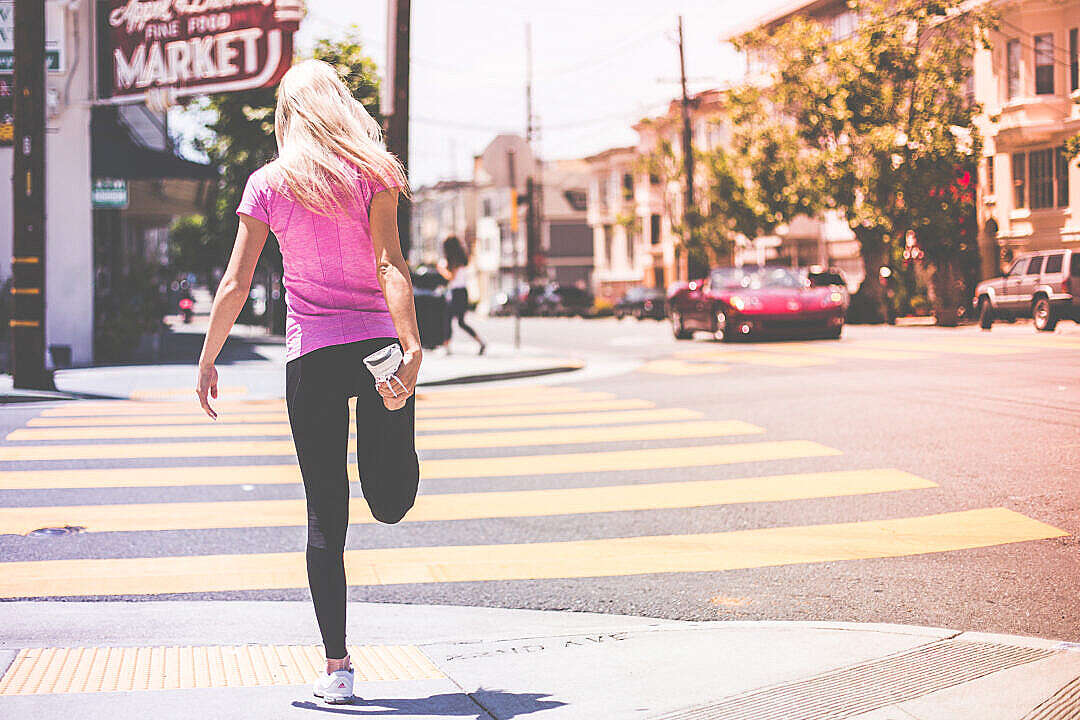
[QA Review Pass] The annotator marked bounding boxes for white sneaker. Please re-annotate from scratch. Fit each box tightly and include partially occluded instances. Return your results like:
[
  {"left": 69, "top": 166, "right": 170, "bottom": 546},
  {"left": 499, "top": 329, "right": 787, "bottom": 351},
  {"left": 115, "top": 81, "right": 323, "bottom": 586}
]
[{"left": 313, "top": 668, "right": 354, "bottom": 704}]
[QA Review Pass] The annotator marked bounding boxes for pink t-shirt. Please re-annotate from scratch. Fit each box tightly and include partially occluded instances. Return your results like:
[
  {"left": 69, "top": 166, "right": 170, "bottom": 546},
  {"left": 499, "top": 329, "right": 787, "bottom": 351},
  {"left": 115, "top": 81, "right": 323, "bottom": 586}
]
[{"left": 236, "top": 164, "right": 398, "bottom": 362}]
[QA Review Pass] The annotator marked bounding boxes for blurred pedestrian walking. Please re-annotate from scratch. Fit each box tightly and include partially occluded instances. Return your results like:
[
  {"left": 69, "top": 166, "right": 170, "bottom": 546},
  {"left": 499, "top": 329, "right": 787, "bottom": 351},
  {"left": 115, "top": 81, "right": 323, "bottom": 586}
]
[
  {"left": 437, "top": 235, "right": 486, "bottom": 355},
  {"left": 194, "top": 59, "right": 421, "bottom": 705}
]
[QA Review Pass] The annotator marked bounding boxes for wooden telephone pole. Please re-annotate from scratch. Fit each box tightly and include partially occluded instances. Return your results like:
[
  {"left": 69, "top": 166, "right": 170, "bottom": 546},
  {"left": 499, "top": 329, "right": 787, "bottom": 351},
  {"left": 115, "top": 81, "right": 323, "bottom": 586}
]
[
  {"left": 385, "top": 0, "right": 411, "bottom": 257},
  {"left": 11, "top": 0, "right": 52, "bottom": 389},
  {"left": 677, "top": 15, "right": 700, "bottom": 281}
]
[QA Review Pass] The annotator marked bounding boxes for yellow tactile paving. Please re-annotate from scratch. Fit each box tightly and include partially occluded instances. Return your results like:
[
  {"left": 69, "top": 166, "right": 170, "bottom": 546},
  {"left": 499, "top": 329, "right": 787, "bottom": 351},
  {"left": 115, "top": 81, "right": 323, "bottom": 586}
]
[
  {"left": 0, "top": 644, "right": 442, "bottom": 695},
  {"left": 0, "top": 508, "right": 1063, "bottom": 598},
  {"left": 7, "top": 408, "right": 705, "bottom": 442},
  {"left": 0, "top": 469, "right": 934, "bottom": 535},
  {"left": 0, "top": 420, "right": 764, "bottom": 461},
  {"left": 0, "top": 441, "right": 840, "bottom": 489}
]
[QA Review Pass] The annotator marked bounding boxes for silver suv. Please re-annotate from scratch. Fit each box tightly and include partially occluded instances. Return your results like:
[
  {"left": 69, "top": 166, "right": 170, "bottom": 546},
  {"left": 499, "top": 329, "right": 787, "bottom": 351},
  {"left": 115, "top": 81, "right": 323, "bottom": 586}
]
[{"left": 974, "top": 249, "right": 1080, "bottom": 331}]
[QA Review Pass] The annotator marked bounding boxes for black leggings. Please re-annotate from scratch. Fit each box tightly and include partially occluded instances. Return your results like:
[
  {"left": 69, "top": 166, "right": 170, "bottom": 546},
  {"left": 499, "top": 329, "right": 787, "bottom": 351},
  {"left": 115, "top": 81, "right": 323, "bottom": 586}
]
[
  {"left": 285, "top": 338, "right": 420, "bottom": 660},
  {"left": 447, "top": 287, "right": 480, "bottom": 342}
]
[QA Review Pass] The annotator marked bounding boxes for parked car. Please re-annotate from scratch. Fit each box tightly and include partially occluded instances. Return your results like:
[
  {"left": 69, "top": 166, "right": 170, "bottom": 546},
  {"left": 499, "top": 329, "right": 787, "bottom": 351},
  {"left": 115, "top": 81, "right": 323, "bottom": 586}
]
[
  {"left": 614, "top": 286, "right": 667, "bottom": 320},
  {"left": 667, "top": 266, "right": 846, "bottom": 341},
  {"left": 521, "top": 283, "right": 594, "bottom": 317},
  {"left": 974, "top": 249, "right": 1080, "bottom": 331}
]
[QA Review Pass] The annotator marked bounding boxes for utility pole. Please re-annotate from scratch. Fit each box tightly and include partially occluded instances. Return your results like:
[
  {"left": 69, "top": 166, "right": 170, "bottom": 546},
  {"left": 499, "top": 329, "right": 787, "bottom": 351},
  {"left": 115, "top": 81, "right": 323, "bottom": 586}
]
[
  {"left": 677, "top": 15, "right": 697, "bottom": 282},
  {"left": 11, "top": 0, "right": 52, "bottom": 389},
  {"left": 385, "top": 0, "right": 411, "bottom": 257},
  {"left": 524, "top": 22, "right": 541, "bottom": 284},
  {"left": 507, "top": 148, "right": 521, "bottom": 349}
]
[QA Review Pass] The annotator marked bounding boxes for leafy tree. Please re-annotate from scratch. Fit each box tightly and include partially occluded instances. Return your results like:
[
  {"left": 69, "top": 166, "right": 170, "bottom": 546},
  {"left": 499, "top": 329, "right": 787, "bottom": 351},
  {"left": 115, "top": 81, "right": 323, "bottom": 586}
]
[
  {"left": 176, "top": 28, "right": 384, "bottom": 330},
  {"left": 733, "top": 0, "right": 996, "bottom": 325}
]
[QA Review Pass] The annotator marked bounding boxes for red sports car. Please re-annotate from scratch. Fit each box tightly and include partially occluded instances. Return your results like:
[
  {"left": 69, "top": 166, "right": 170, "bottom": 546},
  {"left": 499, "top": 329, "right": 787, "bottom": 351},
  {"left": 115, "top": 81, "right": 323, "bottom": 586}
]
[{"left": 667, "top": 266, "right": 846, "bottom": 341}]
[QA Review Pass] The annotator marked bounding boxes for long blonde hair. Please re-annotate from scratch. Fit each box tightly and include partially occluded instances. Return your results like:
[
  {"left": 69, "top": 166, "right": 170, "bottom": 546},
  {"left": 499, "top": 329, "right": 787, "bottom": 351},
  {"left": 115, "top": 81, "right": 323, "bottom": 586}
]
[{"left": 272, "top": 59, "right": 409, "bottom": 215}]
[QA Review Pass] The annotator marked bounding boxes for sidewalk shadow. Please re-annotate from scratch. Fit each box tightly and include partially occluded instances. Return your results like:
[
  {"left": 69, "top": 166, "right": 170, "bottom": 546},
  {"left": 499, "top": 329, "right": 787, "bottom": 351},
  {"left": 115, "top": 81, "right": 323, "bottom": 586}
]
[{"left": 292, "top": 689, "right": 566, "bottom": 718}]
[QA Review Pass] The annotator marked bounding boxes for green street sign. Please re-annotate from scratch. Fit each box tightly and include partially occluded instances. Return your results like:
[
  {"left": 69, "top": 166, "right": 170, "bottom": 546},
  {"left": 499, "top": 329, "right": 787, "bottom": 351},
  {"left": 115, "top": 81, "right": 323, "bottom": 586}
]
[{"left": 92, "top": 178, "right": 128, "bottom": 209}]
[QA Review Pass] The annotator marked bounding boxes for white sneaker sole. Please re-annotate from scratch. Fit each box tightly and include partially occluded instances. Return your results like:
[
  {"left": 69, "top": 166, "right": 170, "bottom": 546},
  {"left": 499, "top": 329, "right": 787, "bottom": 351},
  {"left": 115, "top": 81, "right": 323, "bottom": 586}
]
[{"left": 314, "top": 688, "right": 354, "bottom": 705}]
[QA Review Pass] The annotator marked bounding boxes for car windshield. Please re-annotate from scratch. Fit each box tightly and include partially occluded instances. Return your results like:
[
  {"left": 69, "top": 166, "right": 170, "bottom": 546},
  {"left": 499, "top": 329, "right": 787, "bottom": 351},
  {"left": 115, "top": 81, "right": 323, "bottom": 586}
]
[
  {"left": 808, "top": 272, "right": 844, "bottom": 287},
  {"left": 709, "top": 268, "right": 747, "bottom": 289},
  {"left": 746, "top": 268, "right": 804, "bottom": 289}
]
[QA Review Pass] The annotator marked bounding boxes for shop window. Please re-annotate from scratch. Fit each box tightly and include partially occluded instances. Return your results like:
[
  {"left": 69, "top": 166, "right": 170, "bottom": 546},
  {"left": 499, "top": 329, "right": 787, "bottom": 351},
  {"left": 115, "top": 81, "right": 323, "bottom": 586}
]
[{"left": 1034, "top": 34, "right": 1055, "bottom": 95}]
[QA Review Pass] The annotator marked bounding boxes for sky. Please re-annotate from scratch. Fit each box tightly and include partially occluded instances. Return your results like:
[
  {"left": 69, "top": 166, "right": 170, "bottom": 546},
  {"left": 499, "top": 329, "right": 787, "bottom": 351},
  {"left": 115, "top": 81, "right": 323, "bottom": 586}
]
[{"left": 175, "top": 0, "right": 794, "bottom": 188}]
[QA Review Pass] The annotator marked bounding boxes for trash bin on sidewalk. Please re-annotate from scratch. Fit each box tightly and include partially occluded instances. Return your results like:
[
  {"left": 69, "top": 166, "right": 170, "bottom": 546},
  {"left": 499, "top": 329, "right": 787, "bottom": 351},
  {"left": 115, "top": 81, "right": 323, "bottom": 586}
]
[{"left": 411, "top": 266, "right": 449, "bottom": 349}]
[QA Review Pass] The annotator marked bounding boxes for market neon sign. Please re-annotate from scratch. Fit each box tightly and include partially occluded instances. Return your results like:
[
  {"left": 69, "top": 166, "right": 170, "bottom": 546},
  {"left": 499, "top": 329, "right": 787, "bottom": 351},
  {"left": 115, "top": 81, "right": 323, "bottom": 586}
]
[{"left": 97, "top": 0, "right": 301, "bottom": 102}]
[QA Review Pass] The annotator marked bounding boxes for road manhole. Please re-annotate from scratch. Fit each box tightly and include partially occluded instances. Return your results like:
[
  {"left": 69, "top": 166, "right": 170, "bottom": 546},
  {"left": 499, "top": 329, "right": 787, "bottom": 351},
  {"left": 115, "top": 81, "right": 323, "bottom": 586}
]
[
  {"left": 25, "top": 526, "right": 85, "bottom": 537},
  {"left": 652, "top": 638, "right": 1056, "bottom": 720}
]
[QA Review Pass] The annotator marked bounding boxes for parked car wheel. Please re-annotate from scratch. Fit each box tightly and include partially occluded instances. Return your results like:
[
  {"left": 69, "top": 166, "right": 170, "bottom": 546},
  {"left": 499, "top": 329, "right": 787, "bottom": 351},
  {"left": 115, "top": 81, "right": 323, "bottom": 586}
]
[
  {"left": 1033, "top": 296, "right": 1057, "bottom": 332},
  {"left": 671, "top": 310, "right": 693, "bottom": 340},
  {"left": 978, "top": 297, "right": 994, "bottom": 329}
]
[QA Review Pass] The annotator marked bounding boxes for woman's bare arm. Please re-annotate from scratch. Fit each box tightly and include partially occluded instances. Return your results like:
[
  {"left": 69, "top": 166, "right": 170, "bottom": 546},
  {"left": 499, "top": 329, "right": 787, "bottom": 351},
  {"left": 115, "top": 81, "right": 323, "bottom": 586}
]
[
  {"left": 195, "top": 214, "right": 269, "bottom": 418},
  {"left": 370, "top": 189, "right": 422, "bottom": 401}
]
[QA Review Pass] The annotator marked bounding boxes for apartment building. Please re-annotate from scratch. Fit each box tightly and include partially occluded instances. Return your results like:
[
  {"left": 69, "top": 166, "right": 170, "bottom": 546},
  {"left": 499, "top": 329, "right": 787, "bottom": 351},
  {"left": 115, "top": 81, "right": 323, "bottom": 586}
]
[
  {"left": 541, "top": 159, "right": 593, "bottom": 289},
  {"left": 974, "top": 0, "right": 1080, "bottom": 276},
  {"left": 631, "top": 88, "right": 729, "bottom": 289},
  {"left": 585, "top": 146, "right": 646, "bottom": 299},
  {"left": 408, "top": 180, "right": 476, "bottom": 267}
]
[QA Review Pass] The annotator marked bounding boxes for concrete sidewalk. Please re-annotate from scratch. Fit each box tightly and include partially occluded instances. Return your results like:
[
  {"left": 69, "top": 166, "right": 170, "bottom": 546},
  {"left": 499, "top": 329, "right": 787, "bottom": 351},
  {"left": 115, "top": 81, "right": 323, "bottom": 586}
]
[{"left": 1, "top": 602, "right": 1078, "bottom": 719}]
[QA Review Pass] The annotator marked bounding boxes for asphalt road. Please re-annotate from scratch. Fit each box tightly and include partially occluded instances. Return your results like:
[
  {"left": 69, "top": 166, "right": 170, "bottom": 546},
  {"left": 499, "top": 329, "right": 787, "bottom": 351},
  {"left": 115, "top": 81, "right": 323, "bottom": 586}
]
[{"left": 1, "top": 316, "right": 1078, "bottom": 643}]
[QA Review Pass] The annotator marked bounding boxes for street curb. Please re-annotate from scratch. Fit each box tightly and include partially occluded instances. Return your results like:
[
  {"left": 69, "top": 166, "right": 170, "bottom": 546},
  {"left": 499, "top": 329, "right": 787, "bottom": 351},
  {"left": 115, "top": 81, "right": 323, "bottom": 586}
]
[{"left": 417, "top": 361, "right": 585, "bottom": 387}]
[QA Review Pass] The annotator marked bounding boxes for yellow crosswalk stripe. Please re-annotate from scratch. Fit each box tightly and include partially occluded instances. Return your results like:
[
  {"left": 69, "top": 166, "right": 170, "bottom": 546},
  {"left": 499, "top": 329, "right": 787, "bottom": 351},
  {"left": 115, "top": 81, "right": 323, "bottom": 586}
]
[
  {"left": 26, "top": 398, "right": 657, "bottom": 424},
  {"left": 860, "top": 340, "right": 1029, "bottom": 356},
  {"left": 0, "top": 441, "right": 839, "bottom": 489},
  {"left": 641, "top": 359, "right": 729, "bottom": 375},
  {"left": 678, "top": 345, "right": 933, "bottom": 362},
  {"left": 0, "top": 469, "right": 934, "bottom": 535},
  {"left": 672, "top": 350, "right": 830, "bottom": 367},
  {"left": 7, "top": 408, "right": 705, "bottom": 442},
  {"left": 129, "top": 387, "right": 249, "bottom": 400},
  {"left": 0, "top": 508, "right": 1062, "bottom": 598},
  {"left": 38, "top": 400, "right": 286, "bottom": 417},
  {"left": 0, "top": 421, "right": 764, "bottom": 461}
]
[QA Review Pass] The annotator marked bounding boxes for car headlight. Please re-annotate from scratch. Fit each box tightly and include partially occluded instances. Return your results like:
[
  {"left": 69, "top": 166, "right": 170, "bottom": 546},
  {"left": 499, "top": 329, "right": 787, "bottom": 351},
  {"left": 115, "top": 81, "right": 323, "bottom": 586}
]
[{"left": 730, "top": 296, "right": 762, "bottom": 311}]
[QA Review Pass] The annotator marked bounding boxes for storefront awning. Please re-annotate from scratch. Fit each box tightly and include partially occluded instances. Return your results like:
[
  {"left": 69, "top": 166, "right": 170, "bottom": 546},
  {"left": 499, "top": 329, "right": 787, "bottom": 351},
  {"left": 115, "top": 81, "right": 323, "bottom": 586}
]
[{"left": 91, "top": 107, "right": 218, "bottom": 181}]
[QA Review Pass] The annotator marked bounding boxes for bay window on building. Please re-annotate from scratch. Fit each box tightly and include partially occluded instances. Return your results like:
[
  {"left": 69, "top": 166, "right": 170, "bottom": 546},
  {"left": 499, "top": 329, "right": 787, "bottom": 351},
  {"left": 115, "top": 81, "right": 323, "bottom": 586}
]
[
  {"left": 1013, "top": 152, "right": 1026, "bottom": 208},
  {"left": 1071, "top": 28, "right": 1078, "bottom": 92},
  {"left": 1013, "top": 148, "right": 1070, "bottom": 210},
  {"left": 1007, "top": 39, "right": 1021, "bottom": 99},
  {"left": 1034, "top": 34, "right": 1055, "bottom": 95}
]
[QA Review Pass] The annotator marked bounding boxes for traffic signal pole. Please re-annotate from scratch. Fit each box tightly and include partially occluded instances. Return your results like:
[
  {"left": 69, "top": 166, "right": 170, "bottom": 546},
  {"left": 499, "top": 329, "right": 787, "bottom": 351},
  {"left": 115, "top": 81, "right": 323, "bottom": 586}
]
[{"left": 11, "top": 0, "right": 52, "bottom": 389}]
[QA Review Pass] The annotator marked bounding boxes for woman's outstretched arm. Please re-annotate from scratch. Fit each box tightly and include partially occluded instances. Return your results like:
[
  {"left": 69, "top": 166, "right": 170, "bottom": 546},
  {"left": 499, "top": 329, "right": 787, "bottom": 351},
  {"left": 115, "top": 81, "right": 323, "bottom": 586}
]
[
  {"left": 195, "top": 214, "right": 269, "bottom": 418},
  {"left": 370, "top": 189, "right": 422, "bottom": 402}
]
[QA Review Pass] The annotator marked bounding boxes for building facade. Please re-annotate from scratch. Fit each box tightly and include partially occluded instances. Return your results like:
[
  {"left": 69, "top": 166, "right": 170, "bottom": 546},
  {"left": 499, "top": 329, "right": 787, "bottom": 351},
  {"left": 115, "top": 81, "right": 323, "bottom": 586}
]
[
  {"left": 540, "top": 158, "right": 593, "bottom": 290},
  {"left": 585, "top": 146, "right": 646, "bottom": 299},
  {"left": 973, "top": 0, "right": 1080, "bottom": 276},
  {"left": 408, "top": 180, "right": 476, "bottom": 268}
]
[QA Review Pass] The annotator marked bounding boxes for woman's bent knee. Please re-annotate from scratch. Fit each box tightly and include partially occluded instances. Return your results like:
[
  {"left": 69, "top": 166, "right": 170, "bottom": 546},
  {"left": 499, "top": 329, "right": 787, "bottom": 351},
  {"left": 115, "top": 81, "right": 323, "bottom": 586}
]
[{"left": 369, "top": 498, "right": 414, "bottom": 525}]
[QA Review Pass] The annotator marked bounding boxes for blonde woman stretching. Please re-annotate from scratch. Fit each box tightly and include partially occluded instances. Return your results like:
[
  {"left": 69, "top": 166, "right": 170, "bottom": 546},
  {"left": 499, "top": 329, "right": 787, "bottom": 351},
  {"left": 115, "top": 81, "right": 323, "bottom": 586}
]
[{"left": 195, "top": 60, "right": 421, "bottom": 705}]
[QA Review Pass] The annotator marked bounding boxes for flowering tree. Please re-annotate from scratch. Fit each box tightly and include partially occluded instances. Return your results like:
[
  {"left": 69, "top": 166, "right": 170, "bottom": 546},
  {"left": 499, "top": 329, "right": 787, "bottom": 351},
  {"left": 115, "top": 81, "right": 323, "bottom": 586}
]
[{"left": 733, "top": 0, "right": 996, "bottom": 324}]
